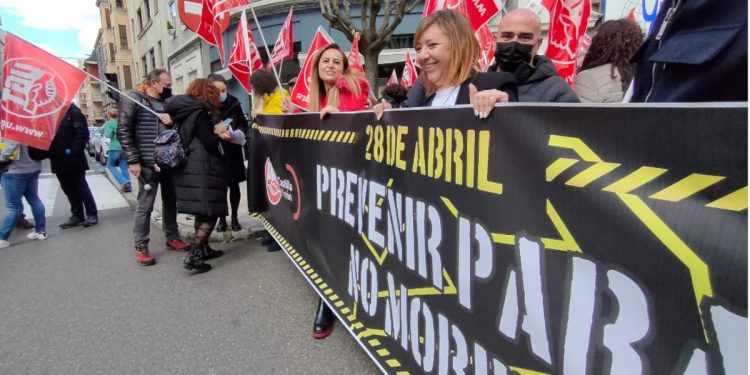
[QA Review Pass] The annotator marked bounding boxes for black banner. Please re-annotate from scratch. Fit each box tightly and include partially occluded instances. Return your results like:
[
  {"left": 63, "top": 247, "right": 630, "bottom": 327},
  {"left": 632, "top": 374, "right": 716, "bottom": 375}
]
[{"left": 252, "top": 104, "right": 747, "bottom": 375}]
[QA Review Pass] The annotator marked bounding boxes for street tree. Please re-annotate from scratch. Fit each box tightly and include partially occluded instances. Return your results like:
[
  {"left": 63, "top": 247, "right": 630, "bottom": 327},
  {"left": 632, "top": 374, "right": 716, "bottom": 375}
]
[{"left": 319, "top": 0, "right": 421, "bottom": 90}]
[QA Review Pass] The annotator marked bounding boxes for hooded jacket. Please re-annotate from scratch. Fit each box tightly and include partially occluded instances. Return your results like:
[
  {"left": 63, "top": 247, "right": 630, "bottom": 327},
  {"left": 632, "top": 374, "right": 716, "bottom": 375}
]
[
  {"left": 490, "top": 55, "right": 579, "bottom": 103},
  {"left": 165, "top": 95, "right": 228, "bottom": 218}
]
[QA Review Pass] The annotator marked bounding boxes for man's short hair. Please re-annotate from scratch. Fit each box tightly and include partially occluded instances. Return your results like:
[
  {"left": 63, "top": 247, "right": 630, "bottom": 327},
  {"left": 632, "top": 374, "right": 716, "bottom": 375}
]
[{"left": 147, "top": 69, "right": 169, "bottom": 84}]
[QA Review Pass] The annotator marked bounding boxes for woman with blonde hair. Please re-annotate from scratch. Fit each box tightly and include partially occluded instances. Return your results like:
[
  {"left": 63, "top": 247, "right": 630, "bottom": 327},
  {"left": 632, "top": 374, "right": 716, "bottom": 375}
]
[
  {"left": 375, "top": 10, "right": 517, "bottom": 118},
  {"left": 308, "top": 43, "right": 370, "bottom": 117},
  {"left": 102, "top": 107, "right": 131, "bottom": 192}
]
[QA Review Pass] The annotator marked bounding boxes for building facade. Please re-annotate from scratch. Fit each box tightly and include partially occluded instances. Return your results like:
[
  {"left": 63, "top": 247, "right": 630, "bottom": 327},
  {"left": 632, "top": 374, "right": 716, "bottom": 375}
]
[
  {"left": 127, "top": 0, "right": 172, "bottom": 83},
  {"left": 96, "top": 0, "right": 139, "bottom": 108},
  {"left": 77, "top": 52, "right": 105, "bottom": 126}
]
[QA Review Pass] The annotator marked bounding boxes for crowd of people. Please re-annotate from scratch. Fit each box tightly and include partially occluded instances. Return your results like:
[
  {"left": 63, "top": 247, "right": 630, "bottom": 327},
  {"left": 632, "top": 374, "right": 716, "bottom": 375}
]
[{"left": 0, "top": 6, "right": 744, "bottom": 340}]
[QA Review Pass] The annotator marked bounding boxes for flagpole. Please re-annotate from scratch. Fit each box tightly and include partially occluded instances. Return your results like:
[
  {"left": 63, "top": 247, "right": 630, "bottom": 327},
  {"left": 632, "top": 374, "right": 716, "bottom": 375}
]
[
  {"left": 83, "top": 70, "right": 163, "bottom": 118},
  {"left": 239, "top": 10, "right": 259, "bottom": 117},
  {"left": 245, "top": 4, "right": 285, "bottom": 94}
]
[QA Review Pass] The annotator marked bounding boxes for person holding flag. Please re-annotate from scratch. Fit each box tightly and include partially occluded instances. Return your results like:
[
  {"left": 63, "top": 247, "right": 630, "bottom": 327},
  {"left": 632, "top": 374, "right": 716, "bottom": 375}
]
[
  {"left": 250, "top": 69, "right": 291, "bottom": 115},
  {"left": 307, "top": 43, "right": 371, "bottom": 339}
]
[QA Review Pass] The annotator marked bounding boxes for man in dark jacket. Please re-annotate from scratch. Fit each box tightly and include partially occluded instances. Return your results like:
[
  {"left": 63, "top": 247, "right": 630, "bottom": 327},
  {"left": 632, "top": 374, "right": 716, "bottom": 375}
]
[
  {"left": 489, "top": 9, "right": 579, "bottom": 103},
  {"left": 117, "top": 69, "right": 189, "bottom": 266},
  {"left": 49, "top": 103, "right": 98, "bottom": 228},
  {"left": 630, "top": 0, "right": 747, "bottom": 102}
]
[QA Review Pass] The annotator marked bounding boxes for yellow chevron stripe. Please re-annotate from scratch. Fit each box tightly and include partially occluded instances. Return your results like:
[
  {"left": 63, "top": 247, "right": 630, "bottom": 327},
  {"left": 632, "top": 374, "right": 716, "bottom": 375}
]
[
  {"left": 386, "top": 359, "right": 401, "bottom": 367},
  {"left": 540, "top": 199, "right": 581, "bottom": 252},
  {"left": 706, "top": 186, "right": 748, "bottom": 211},
  {"left": 351, "top": 322, "right": 364, "bottom": 330},
  {"left": 317, "top": 130, "right": 326, "bottom": 140},
  {"left": 336, "top": 131, "right": 347, "bottom": 142},
  {"left": 650, "top": 173, "right": 725, "bottom": 202},
  {"left": 565, "top": 162, "right": 620, "bottom": 187},
  {"left": 368, "top": 339, "right": 381, "bottom": 346},
  {"left": 348, "top": 132, "right": 357, "bottom": 143},
  {"left": 508, "top": 366, "right": 550, "bottom": 375},
  {"left": 440, "top": 196, "right": 459, "bottom": 218},
  {"left": 546, "top": 158, "right": 579, "bottom": 182},
  {"left": 548, "top": 135, "right": 602, "bottom": 162},
  {"left": 334, "top": 300, "right": 344, "bottom": 307},
  {"left": 602, "top": 166, "right": 668, "bottom": 193},
  {"left": 377, "top": 348, "right": 390, "bottom": 356},
  {"left": 491, "top": 233, "right": 515, "bottom": 245}
]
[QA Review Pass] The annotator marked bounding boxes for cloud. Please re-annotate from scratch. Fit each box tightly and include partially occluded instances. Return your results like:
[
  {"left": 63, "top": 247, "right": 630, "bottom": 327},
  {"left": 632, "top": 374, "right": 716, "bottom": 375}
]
[{"left": 0, "top": 0, "right": 100, "bottom": 51}]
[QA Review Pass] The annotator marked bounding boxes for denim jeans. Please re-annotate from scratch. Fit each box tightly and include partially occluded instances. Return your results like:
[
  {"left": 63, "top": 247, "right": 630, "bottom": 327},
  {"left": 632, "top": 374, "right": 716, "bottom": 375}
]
[
  {"left": 0, "top": 171, "right": 45, "bottom": 239},
  {"left": 107, "top": 150, "right": 131, "bottom": 187},
  {"left": 133, "top": 166, "right": 179, "bottom": 247}
]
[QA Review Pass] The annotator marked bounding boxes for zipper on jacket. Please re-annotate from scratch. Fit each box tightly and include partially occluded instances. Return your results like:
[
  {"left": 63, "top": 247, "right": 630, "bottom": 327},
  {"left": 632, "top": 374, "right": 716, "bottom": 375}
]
[{"left": 644, "top": 0, "right": 681, "bottom": 102}]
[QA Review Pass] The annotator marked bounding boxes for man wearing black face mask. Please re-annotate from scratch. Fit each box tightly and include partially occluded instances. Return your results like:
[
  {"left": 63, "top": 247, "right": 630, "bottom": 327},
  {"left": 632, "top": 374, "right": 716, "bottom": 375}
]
[
  {"left": 489, "top": 9, "right": 579, "bottom": 103},
  {"left": 117, "top": 68, "right": 191, "bottom": 266}
]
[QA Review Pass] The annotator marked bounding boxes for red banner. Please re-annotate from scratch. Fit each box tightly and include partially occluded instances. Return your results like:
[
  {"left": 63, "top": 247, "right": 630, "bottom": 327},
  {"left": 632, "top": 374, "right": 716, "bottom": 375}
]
[
  {"left": 401, "top": 52, "right": 418, "bottom": 88},
  {"left": 269, "top": 7, "right": 295, "bottom": 68},
  {"left": 1, "top": 33, "right": 86, "bottom": 150},
  {"left": 347, "top": 32, "right": 363, "bottom": 71},
  {"left": 387, "top": 70, "right": 399, "bottom": 86},
  {"left": 197, "top": 0, "right": 228, "bottom": 65},
  {"left": 476, "top": 23, "right": 495, "bottom": 71},
  {"left": 543, "top": 0, "right": 591, "bottom": 86},
  {"left": 424, "top": 0, "right": 500, "bottom": 31},
  {"left": 212, "top": 0, "right": 250, "bottom": 18},
  {"left": 228, "top": 11, "right": 264, "bottom": 94},
  {"left": 290, "top": 27, "right": 334, "bottom": 110}
]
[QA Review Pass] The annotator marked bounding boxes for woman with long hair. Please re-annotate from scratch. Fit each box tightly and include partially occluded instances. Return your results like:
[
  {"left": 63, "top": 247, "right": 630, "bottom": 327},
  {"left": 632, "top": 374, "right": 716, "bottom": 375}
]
[
  {"left": 207, "top": 74, "right": 248, "bottom": 233},
  {"left": 375, "top": 10, "right": 517, "bottom": 118},
  {"left": 574, "top": 19, "right": 644, "bottom": 102},
  {"left": 307, "top": 43, "right": 371, "bottom": 340},
  {"left": 165, "top": 79, "right": 231, "bottom": 273}
]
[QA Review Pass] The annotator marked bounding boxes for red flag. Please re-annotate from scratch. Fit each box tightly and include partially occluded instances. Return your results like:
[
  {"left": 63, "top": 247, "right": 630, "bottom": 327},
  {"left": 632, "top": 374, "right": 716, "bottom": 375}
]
[
  {"left": 347, "top": 32, "right": 363, "bottom": 71},
  {"left": 290, "top": 27, "right": 334, "bottom": 110},
  {"left": 402, "top": 52, "right": 418, "bottom": 88},
  {"left": 1, "top": 33, "right": 86, "bottom": 150},
  {"left": 228, "top": 11, "right": 264, "bottom": 94},
  {"left": 543, "top": 0, "right": 591, "bottom": 86},
  {"left": 387, "top": 70, "right": 399, "bottom": 86},
  {"left": 626, "top": 7, "right": 637, "bottom": 22},
  {"left": 476, "top": 23, "right": 495, "bottom": 71},
  {"left": 197, "top": 0, "right": 228, "bottom": 65},
  {"left": 212, "top": 0, "right": 250, "bottom": 18},
  {"left": 269, "top": 7, "right": 295, "bottom": 68},
  {"left": 422, "top": 0, "right": 438, "bottom": 17},
  {"left": 425, "top": 0, "right": 500, "bottom": 31}
]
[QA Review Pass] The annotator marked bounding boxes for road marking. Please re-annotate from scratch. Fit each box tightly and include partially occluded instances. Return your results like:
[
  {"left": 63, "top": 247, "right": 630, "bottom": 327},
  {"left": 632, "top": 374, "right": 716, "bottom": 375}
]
[
  {"left": 23, "top": 177, "right": 58, "bottom": 218},
  {"left": 86, "top": 174, "right": 129, "bottom": 211}
]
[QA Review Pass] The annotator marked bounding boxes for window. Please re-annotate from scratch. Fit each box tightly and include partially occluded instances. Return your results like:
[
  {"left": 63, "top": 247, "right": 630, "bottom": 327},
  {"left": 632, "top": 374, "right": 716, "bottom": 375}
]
[
  {"left": 144, "top": 0, "right": 151, "bottom": 19},
  {"left": 123, "top": 65, "right": 133, "bottom": 89},
  {"left": 149, "top": 49, "right": 156, "bottom": 70},
  {"left": 384, "top": 34, "right": 414, "bottom": 49},
  {"left": 157, "top": 41, "right": 164, "bottom": 67},
  {"left": 104, "top": 9, "right": 111, "bottom": 28},
  {"left": 119, "top": 25, "right": 128, "bottom": 49},
  {"left": 115, "top": 0, "right": 123, "bottom": 7},
  {"left": 142, "top": 56, "right": 148, "bottom": 77},
  {"left": 109, "top": 43, "right": 116, "bottom": 61},
  {"left": 175, "top": 76, "right": 184, "bottom": 94},
  {"left": 136, "top": 10, "right": 143, "bottom": 32}
]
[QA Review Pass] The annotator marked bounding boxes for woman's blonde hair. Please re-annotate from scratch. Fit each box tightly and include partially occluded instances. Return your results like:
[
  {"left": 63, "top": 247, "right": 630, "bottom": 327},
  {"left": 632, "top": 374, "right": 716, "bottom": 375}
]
[
  {"left": 413, "top": 10, "right": 479, "bottom": 97},
  {"left": 308, "top": 44, "right": 364, "bottom": 111},
  {"left": 107, "top": 107, "right": 118, "bottom": 119}
]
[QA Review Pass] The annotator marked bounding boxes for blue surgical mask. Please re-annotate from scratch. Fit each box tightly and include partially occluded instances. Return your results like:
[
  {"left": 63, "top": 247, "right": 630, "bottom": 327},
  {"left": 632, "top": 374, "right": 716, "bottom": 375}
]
[{"left": 220, "top": 93, "right": 228, "bottom": 102}]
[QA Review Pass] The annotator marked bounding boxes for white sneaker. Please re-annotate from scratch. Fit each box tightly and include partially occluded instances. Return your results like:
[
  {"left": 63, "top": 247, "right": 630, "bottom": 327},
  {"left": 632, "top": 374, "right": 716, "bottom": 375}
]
[
  {"left": 0, "top": 240, "right": 9, "bottom": 248},
  {"left": 27, "top": 232, "right": 48, "bottom": 240}
]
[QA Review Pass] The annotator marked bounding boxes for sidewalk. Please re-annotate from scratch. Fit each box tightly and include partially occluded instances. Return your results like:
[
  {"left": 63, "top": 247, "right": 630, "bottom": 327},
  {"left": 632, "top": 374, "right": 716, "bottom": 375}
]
[{"left": 105, "top": 165, "right": 265, "bottom": 243}]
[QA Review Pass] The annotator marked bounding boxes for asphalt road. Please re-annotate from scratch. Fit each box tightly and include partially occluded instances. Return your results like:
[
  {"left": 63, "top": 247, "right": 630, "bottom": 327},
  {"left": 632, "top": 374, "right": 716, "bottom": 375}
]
[{"left": 0, "top": 157, "right": 380, "bottom": 375}]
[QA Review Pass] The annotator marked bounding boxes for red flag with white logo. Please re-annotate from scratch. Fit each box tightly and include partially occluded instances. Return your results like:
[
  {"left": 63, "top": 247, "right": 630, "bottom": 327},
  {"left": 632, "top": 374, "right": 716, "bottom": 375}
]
[
  {"left": 387, "top": 70, "right": 399, "bottom": 86},
  {"left": 424, "top": 0, "right": 500, "bottom": 31},
  {"left": 269, "top": 7, "right": 295, "bottom": 68},
  {"left": 197, "top": 0, "right": 228, "bottom": 65},
  {"left": 290, "top": 26, "right": 334, "bottom": 111},
  {"left": 476, "top": 23, "right": 495, "bottom": 71},
  {"left": 212, "top": 0, "right": 250, "bottom": 18},
  {"left": 1, "top": 33, "right": 87, "bottom": 150},
  {"left": 180, "top": 0, "right": 229, "bottom": 33},
  {"left": 401, "top": 52, "right": 418, "bottom": 88},
  {"left": 542, "top": 0, "right": 591, "bottom": 86},
  {"left": 347, "top": 32, "right": 363, "bottom": 71},
  {"left": 228, "top": 10, "right": 264, "bottom": 94}
]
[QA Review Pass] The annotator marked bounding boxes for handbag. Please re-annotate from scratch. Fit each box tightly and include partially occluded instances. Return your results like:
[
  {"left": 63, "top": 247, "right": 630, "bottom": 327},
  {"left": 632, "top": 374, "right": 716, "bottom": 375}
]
[{"left": 153, "top": 129, "right": 188, "bottom": 169}]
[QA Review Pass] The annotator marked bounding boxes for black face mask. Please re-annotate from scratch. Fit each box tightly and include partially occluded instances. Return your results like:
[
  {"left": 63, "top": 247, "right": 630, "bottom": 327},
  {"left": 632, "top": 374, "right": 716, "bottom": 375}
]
[
  {"left": 494, "top": 42, "right": 534, "bottom": 74},
  {"left": 159, "top": 87, "right": 172, "bottom": 100}
]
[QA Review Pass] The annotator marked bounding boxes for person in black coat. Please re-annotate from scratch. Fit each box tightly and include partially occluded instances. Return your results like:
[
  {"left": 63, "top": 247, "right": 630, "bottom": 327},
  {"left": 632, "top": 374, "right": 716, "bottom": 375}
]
[
  {"left": 374, "top": 10, "right": 517, "bottom": 119},
  {"left": 48, "top": 103, "right": 98, "bottom": 228},
  {"left": 207, "top": 74, "right": 248, "bottom": 232},
  {"left": 165, "top": 79, "right": 229, "bottom": 273}
]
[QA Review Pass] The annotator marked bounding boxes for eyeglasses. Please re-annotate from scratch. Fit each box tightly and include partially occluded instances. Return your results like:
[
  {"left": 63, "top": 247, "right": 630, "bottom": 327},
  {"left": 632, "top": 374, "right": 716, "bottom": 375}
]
[{"left": 498, "top": 31, "right": 536, "bottom": 43}]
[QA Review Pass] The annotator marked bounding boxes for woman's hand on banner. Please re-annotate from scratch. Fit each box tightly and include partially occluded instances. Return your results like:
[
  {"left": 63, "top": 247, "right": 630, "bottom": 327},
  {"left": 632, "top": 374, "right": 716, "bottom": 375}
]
[
  {"left": 320, "top": 105, "right": 340, "bottom": 119},
  {"left": 373, "top": 99, "right": 392, "bottom": 121},
  {"left": 469, "top": 84, "right": 509, "bottom": 119},
  {"left": 281, "top": 97, "right": 292, "bottom": 113}
]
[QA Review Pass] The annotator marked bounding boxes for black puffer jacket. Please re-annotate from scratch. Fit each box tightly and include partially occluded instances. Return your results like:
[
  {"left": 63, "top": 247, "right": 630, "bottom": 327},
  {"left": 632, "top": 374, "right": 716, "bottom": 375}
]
[
  {"left": 490, "top": 55, "right": 579, "bottom": 103},
  {"left": 116, "top": 90, "right": 169, "bottom": 167},
  {"left": 217, "top": 94, "right": 248, "bottom": 184},
  {"left": 48, "top": 103, "right": 89, "bottom": 174},
  {"left": 165, "top": 95, "right": 228, "bottom": 217}
]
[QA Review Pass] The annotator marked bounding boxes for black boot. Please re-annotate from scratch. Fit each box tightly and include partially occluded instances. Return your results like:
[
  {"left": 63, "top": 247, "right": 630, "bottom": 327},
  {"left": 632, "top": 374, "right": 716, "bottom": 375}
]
[
  {"left": 312, "top": 299, "right": 335, "bottom": 339},
  {"left": 203, "top": 244, "right": 224, "bottom": 260},
  {"left": 230, "top": 216, "right": 241, "bottom": 231},
  {"left": 83, "top": 215, "right": 98, "bottom": 227},
  {"left": 216, "top": 217, "right": 228, "bottom": 233},
  {"left": 183, "top": 244, "right": 212, "bottom": 273},
  {"left": 60, "top": 216, "right": 85, "bottom": 229}
]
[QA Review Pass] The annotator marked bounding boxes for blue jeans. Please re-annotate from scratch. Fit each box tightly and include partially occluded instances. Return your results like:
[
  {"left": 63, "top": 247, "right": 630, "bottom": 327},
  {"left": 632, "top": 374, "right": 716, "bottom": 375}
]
[
  {"left": 107, "top": 150, "right": 131, "bottom": 187},
  {"left": 0, "top": 171, "right": 45, "bottom": 239}
]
